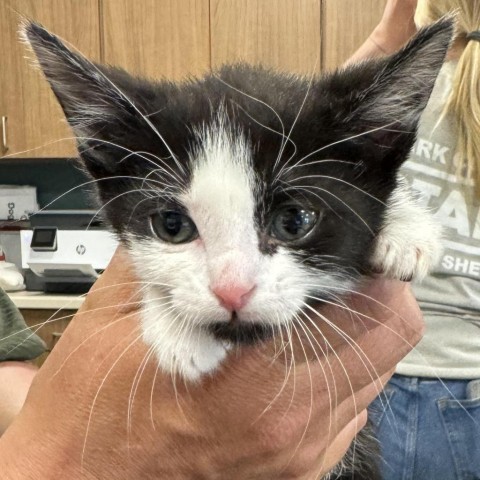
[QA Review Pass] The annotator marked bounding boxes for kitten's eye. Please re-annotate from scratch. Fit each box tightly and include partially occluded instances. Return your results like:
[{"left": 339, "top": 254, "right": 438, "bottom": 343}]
[
  {"left": 271, "top": 206, "right": 318, "bottom": 241},
  {"left": 150, "top": 211, "right": 198, "bottom": 244}
]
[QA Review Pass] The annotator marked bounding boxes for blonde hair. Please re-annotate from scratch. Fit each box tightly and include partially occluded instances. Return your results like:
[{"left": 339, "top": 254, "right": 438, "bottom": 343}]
[{"left": 415, "top": 0, "right": 480, "bottom": 193}]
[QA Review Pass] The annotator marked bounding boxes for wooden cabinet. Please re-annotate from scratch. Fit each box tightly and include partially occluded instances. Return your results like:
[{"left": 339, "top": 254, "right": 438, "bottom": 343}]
[
  {"left": 0, "top": 0, "right": 387, "bottom": 160},
  {"left": 211, "top": 0, "right": 321, "bottom": 74},
  {"left": 102, "top": 0, "right": 210, "bottom": 80},
  {"left": 0, "top": 0, "right": 101, "bottom": 158}
]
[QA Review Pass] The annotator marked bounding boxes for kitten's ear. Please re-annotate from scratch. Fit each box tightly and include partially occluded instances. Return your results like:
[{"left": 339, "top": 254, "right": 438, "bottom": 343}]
[
  {"left": 344, "top": 17, "right": 454, "bottom": 166},
  {"left": 21, "top": 21, "right": 135, "bottom": 138},
  {"left": 21, "top": 21, "right": 146, "bottom": 177}
]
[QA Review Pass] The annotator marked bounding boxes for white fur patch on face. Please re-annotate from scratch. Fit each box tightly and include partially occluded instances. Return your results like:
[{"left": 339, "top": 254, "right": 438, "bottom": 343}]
[{"left": 182, "top": 118, "right": 260, "bottom": 289}]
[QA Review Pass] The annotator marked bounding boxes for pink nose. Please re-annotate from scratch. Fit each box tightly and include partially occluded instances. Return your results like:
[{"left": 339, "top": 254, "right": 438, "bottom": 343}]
[{"left": 212, "top": 284, "right": 256, "bottom": 311}]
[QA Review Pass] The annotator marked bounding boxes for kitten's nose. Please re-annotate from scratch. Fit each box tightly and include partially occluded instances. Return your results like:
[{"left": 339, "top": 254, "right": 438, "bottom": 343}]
[{"left": 212, "top": 284, "right": 256, "bottom": 311}]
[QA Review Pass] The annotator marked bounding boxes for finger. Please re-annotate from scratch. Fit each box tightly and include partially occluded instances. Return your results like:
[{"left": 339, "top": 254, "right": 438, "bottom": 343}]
[
  {"left": 334, "top": 369, "right": 394, "bottom": 424},
  {"left": 315, "top": 410, "right": 368, "bottom": 477},
  {"left": 307, "top": 279, "right": 423, "bottom": 351},
  {"left": 286, "top": 300, "right": 422, "bottom": 403}
]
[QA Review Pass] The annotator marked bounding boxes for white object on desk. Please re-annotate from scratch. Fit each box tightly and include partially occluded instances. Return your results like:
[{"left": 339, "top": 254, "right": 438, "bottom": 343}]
[
  {"left": 0, "top": 245, "right": 25, "bottom": 291},
  {"left": 7, "top": 290, "right": 85, "bottom": 310},
  {"left": 0, "top": 261, "right": 25, "bottom": 291}
]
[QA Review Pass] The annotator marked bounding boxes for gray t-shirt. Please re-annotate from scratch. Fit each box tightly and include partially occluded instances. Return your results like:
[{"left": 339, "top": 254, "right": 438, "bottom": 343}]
[{"left": 396, "top": 61, "right": 480, "bottom": 378}]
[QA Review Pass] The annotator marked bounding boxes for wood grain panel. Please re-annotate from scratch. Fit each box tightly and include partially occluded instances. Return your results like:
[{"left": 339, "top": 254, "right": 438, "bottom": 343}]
[
  {"left": 0, "top": 0, "right": 101, "bottom": 158},
  {"left": 102, "top": 0, "right": 210, "bottom": 80},
  {"left": 322, "top": 0, "right": 387, "bottom": 71},
  {"left": 211, "top": 0, "right": 321, "bottom": 74}
]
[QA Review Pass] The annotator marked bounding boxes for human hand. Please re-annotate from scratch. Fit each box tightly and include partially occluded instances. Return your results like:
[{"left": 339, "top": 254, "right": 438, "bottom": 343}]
[
  {"left": 373, "top": 0, "right": 418, "bottom": 53},
  {"left": 347, "top": 0, "right": 418, "bottom": 64},
  {"left": 0, "top": 248, "right": 424, "bottom": 479}
]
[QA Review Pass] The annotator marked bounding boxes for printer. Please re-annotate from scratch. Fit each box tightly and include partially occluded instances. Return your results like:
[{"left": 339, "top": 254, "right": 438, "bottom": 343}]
[{"left": 20, "top": 210, "right": 118, "bottom": 293}]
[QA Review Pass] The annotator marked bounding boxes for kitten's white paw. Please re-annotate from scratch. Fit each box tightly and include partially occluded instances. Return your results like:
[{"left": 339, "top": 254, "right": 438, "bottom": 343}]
[
  {"left": 371, "top": 227, "right": 441, "bottom": 280},
  {"left": 371, "top": 180, "right": 442, "bottom": 280}
]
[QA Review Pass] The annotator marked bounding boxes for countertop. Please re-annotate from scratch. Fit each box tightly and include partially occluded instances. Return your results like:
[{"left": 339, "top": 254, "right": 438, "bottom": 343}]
[{"left": 7, "top": 290, "right": 85, "bottom": 310}]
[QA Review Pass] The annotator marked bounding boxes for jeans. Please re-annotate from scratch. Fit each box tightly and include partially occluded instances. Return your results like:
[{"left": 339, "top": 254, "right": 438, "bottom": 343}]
[{"left": 368, "top": 374, "right": 480, "bottom": 480}]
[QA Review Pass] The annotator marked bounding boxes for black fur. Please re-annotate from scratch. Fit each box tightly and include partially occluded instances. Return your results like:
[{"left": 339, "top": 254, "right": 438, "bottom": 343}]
[
  {"left": 23, "top": 19, "right": 453, "bottom": 480},
  {"left": 24, "top": 22, "right": 452, "bottom": 276}
]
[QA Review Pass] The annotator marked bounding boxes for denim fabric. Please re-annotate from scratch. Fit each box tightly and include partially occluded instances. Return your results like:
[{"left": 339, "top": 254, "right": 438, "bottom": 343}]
[{"left": 369, "top": 374, "right": 480, "bottom": 480}]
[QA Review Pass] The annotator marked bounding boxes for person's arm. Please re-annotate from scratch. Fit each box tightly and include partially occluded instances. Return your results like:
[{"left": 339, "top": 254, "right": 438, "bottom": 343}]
[
  {"left": 347, "top": 0, "right": 418, "bottom": 64},
  {"left": 0, "top": 248, "right": 423, "bottom": 479},
  {"left": 0, "top": 362, "right": 37, "bottom": 435}
]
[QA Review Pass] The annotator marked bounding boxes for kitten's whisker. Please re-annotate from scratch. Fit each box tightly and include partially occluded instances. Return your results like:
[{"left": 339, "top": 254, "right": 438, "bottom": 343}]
[
  {"left": 86, "top": 188, "right": 157, "bottom": 230},
  {"left": 213, "top": 74, "right": 289, "bottom": 168},
  {"left": 300, "top": 300, "right": 394, "bottom": 424},
  {"left": 25, "top": 174, "right": 168, "bottom": 223},
  {"left": 83, "top": 301, "right": 181, "bottom": 458},
  {"left": 127, "top": 342, "right": 158, "bottom": 446},
  {"left": 286, "top": 158, "right": 356, "bottom": 171},
  {"left": 283, "top": 321, "right": 298, "bottom": 421},
  {"left": 303, "top": 290, "right": 478, "bottom": 424},
  {"left": 0, "top": 136, "right": 79, "bottom": 159},
  {"left": 127, "top": 300, "right": 185, "bottom": 434},
  {"left": 3, "top": 292, "right": 158, "bottom": 359},
  {"left": 149, "top": 363, "right": 161, "bottom": 430},
  {"left": 52, "top": 298, "right": 174, "bottom": 378},
  {"left": 111, "top": 147, "right": 182, "bottom": 185},
  {"left": 284, "top": 184, "right": 343, "bottom": 221},
  {"left": 293, "top": 314, "right": 338, "bottom": 478},
  {"left": 254, "top": 318, "right": 295, "bottom": 423},
  {"left": 286, "top": 175, "right": 386, "bottom": 206},
  {"left": 275, "top": 121, "right": 397, "bottom": 182},
  {"left": 125, "top": 195, "right": 162, "bottom": 229},
  {"left": 144, "top": 107, "right": 166, "bottom": 118},
  {"left": 231, "top": 101, "right": 297, "bottom": 159},
  {"left": 56, "top": 34, "right": 185, "bottom": 176},
  {"left": 287, "top": 184, "right": 374, "bottom": 234},
  {"left": 213, "top": 74, "right": 286, "bottom": 139},
  {"left": 171, "top": 313, "right": 196, "bottom": 415},
  {"left": 295, "top": 308, "right": 367, "bottom": 478},
  {"left": 273, "top": 61, "right": 317, "bottom": 175},
  {"left": 1, "top": 279, "right": 175, "bottom": 347},
  {"left": 281, "top": 321, "right": 315, "bottom": 473},
  {"left": 84, "top": 134, "right": 185, "bottom": 185},
  {"left": 81, "top": 313, "right": 163, "bottom": 467}
]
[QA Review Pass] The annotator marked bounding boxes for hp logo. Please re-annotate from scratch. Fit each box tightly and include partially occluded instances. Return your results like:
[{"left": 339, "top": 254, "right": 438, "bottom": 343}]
[{"left": 76, "top": 244, "right": 86, "bottom": 255}]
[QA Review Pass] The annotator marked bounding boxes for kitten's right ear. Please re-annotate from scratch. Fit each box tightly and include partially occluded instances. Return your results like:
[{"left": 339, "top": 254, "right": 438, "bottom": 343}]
[{"left": 21, "top": 21, "right": 134, "bottom": 137}]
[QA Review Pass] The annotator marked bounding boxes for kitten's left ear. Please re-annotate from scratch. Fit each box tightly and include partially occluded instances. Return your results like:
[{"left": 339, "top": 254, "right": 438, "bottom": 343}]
[{"left": 344, "top": 17, "right": 454, "bottom": 165}]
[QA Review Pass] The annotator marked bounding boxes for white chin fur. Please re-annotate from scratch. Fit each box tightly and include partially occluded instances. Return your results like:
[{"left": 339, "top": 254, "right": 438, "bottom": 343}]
[{"left": 140, "top": 294, "right": 229, "bottom": 382}]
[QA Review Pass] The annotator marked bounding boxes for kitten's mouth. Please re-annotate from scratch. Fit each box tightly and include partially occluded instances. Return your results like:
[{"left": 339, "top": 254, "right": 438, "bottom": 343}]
[{"left": 208, "top": 313, "right": 272, "bottom": 345}]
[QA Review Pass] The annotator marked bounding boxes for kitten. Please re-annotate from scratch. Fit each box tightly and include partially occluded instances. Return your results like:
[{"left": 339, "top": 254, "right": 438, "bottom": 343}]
[{"left": 23, "top": 19, "right": 452, "bottom": 479}]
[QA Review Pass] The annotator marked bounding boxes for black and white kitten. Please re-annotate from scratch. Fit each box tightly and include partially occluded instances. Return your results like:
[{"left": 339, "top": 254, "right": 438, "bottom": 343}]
[{"left": 23, "top": 19, "right": 451, "bottom": 479}]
